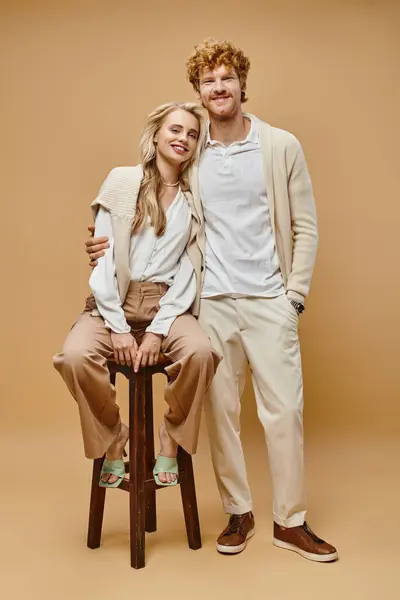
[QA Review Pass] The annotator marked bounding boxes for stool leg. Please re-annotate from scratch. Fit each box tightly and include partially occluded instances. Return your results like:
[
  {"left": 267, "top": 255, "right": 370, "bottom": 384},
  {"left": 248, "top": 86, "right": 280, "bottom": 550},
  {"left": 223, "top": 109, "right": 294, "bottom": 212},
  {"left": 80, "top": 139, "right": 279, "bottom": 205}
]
[
  {"left": 145, "top": 371, "right": 157, "bottom": 533},
  {"left": 178, "top": 447, "right": 202, "bottom": 550},
  {"left": 87, "top": 372, "right": 114, "bottom": 550},
  {"left": 87, "top": 456, "right": 106, "bottom": 549},
  {"left": 129, "top": 372, "right": 147, "bottom": 569}
]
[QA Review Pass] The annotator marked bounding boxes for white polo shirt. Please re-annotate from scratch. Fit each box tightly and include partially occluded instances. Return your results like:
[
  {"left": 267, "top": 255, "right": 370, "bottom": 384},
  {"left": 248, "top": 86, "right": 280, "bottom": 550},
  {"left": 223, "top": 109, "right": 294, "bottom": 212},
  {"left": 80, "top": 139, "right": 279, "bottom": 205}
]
[{"left": 199, "top": 117, "right": 284, "bottom": 299}]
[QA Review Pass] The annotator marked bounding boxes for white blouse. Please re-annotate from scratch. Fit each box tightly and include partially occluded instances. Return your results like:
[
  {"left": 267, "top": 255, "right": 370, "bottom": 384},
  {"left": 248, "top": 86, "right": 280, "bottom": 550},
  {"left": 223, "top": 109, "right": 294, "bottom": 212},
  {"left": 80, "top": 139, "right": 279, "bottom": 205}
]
[{"left": 89, "top": 189, "right": 196, "bottom": 336}]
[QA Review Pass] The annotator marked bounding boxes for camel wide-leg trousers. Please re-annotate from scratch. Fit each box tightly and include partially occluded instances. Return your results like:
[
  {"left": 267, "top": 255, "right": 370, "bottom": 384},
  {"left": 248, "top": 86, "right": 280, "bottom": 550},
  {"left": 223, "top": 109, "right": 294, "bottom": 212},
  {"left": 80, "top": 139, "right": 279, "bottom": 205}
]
[
  {"left": 198, "top": 294, "right": 307, "bottom": 527},
  {"left": 53, "top": 282, "right": 221, "bottom": 459}
]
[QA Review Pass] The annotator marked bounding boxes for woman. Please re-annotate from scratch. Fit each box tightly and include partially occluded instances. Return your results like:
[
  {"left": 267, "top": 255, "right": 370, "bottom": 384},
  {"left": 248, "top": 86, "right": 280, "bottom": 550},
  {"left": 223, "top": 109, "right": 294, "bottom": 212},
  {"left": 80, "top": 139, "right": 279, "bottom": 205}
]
[{"left": 53, "top": 102, "right": 221, "bottom": 488}]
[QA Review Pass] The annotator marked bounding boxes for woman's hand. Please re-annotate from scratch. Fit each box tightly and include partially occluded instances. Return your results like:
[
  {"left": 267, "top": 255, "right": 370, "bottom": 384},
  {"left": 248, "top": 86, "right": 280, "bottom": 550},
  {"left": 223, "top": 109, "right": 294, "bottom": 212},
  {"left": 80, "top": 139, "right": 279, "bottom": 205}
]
[
  {"left": 110, "top": 332, "right": 138, "bottom": 366},
  {"left": 86, "top": 225, "right": 110, "bottom": 267},
  {"left": 134, "top": 333, "right": 162, "bottom": 373}
]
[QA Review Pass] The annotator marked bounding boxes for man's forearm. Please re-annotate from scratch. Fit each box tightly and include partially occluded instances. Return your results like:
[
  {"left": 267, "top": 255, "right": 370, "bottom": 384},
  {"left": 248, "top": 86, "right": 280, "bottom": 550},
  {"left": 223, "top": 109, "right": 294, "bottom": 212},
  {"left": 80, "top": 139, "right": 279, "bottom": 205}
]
[{"left": 286, "top": 142, "right": 318, "bottom": 302}]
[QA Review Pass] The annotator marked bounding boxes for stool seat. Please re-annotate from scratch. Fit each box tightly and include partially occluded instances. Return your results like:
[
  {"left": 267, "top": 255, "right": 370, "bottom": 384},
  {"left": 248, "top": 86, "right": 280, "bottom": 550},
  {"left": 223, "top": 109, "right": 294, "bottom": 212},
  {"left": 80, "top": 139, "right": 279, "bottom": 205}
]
[
  {"left": 107, "top": 354, "right": 170, "bottom": 377},
  {"left": 87, "top": 358, "right": 202, "bottom": 569}
]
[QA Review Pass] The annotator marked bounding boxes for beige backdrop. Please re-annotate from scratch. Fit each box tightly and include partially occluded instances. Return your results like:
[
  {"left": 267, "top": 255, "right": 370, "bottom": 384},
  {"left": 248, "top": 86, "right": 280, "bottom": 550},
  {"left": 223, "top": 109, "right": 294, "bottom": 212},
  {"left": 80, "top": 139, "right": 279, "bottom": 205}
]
[
  {"left": 1, "top": 0, "right": 398, "bottom": 435},
  {"left": 1, "top": 1, "right": 399, "bottom": 598}
]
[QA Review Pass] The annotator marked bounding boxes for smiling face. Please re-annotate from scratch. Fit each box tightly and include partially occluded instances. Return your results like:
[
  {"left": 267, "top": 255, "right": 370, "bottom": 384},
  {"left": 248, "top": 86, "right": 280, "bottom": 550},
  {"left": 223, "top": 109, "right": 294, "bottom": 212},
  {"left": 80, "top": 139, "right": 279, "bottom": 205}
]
[
  {"left": 198, "top": 64, "right": 243, "bottom": 120},
  {"left": 154, "top": 108, "right": 200, "bottom": 167}
]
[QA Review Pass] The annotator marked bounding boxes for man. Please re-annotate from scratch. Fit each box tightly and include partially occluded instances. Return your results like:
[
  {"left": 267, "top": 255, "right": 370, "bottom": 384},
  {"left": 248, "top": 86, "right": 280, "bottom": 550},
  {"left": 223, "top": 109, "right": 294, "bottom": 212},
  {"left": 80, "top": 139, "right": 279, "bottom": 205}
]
[{"left": 86, "top": 39, "right": 338, "bottom": 562}]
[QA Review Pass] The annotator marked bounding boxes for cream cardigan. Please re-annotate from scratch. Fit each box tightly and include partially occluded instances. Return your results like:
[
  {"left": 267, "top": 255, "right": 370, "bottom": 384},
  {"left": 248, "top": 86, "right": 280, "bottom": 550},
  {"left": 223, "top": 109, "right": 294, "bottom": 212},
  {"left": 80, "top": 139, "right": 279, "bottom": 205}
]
[
  {"left": 190, "top": 114, "right": 318, "bottom": 304},
  {"left": 91, "top": 166, "right": 203, "bottom": 315}
]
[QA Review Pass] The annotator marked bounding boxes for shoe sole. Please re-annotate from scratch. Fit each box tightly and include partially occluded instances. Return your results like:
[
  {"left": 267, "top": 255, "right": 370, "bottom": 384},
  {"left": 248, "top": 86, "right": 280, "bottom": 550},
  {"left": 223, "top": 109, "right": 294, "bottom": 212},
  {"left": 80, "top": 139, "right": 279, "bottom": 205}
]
[
  {"left": 216, "top": 528, "right": 256, "bottom": 555},
  {"left": 273, "top": 538, "right": 339, "bottom": 562}
]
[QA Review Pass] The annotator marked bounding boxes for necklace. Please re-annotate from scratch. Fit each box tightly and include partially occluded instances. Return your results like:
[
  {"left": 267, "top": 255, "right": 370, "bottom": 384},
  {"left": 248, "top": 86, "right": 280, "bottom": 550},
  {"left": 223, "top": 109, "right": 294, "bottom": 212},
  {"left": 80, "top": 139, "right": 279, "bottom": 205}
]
[{"left": 161, "top": 178, "right": 179, "bottom": 187}]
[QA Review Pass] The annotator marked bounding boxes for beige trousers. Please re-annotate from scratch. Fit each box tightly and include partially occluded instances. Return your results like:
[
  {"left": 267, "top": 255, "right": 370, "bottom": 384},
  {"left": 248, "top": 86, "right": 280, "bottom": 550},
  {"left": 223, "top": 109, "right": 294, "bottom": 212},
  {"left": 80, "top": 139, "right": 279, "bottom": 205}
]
[
  {"left": 53, "top": 282, "right": 221, "bottom": 459},
  {"left": 198, "top": 294, "right": 306, "bottom": 527}
]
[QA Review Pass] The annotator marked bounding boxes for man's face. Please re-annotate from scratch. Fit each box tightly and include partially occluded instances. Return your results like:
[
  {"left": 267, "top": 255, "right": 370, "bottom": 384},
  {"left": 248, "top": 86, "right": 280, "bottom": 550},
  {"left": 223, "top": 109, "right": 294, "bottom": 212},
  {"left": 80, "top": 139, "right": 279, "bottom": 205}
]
[{"left": 198, "top": 64, "right": 242, "bottom": 120}]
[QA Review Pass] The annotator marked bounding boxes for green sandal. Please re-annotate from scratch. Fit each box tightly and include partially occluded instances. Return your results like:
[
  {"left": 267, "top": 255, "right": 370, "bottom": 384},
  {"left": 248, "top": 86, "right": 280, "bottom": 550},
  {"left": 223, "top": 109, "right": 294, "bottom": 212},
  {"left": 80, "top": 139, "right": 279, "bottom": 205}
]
[
  {"left": 153, "top": 455, "right": 179, "bottom": 487},
  {"left": 99, "top": 458, "right": 126, "bottom": 488}
]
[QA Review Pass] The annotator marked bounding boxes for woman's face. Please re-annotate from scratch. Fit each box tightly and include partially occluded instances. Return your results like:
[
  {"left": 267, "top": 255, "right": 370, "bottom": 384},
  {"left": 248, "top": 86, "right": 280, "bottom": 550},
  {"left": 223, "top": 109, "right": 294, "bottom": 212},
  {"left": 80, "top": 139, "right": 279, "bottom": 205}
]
[{"left": 155, "top": 109, "right": 200, "bottom": 167}]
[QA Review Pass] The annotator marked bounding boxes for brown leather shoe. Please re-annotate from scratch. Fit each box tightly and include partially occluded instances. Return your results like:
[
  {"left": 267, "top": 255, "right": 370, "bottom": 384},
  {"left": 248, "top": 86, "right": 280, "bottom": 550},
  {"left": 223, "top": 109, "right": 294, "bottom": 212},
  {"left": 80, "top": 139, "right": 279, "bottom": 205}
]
[
  {"left": 273, "top": 521, "right": 338, "bottom": 562},
  {"left": 216, "top": 512, "right": 255, "bottom": 554}
]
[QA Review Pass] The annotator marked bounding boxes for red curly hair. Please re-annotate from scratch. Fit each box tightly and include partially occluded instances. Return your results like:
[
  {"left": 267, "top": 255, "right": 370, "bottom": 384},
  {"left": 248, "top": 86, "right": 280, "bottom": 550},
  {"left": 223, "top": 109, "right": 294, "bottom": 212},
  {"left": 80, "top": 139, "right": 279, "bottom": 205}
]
[{"left": 186, "top": 38, "right": 251, "bottom": 103}]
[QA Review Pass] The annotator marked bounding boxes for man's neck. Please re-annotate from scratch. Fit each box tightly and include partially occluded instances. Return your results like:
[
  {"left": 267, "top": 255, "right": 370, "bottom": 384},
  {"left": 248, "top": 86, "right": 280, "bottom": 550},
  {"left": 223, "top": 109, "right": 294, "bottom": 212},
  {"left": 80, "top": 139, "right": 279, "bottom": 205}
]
[{"left": 208, "top": 111, "right": 251, "bottom": 146}]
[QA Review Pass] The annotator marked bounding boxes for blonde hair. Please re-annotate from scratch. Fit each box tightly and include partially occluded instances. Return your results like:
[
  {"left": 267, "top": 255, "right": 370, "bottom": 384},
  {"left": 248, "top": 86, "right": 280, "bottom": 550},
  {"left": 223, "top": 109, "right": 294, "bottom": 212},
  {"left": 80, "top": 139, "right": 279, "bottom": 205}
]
[
  {"left": 186, "top": 38, "right": 251, "bottom": 103},
  {"left": 132, "top": 102, "right": 205, "bottom": 236}
]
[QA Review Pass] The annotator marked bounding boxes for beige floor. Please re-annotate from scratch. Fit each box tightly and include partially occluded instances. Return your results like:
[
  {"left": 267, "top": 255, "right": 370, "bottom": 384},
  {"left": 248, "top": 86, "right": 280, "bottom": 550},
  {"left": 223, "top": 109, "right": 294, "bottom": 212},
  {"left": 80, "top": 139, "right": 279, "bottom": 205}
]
[{"left": 1, "top": 411, "right": 398, "bottom": 600}]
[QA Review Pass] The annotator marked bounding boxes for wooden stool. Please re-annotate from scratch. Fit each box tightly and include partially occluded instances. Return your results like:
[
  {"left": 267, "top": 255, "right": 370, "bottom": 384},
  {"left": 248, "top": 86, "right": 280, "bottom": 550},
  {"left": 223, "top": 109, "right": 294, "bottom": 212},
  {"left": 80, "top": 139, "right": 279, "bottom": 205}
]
[{"left": 86, "top": 355, "right": 202, "bottom": 569}]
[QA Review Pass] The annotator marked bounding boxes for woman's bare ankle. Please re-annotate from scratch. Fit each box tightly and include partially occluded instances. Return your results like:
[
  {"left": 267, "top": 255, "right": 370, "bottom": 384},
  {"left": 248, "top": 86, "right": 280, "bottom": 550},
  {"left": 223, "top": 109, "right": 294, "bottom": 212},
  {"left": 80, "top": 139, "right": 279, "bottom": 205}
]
[
  {"left": 106, "top": 423, "right": 129, "bottom": 461},
  {"left": 158, "top": 423, "right": 178, "bottom": 458}
]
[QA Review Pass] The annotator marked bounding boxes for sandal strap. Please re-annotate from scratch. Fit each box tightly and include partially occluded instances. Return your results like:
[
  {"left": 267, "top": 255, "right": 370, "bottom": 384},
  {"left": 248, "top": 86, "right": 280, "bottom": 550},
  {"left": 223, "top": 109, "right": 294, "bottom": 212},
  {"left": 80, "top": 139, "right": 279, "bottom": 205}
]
[
  {"left": 153, "top": 455, "right": 179, "bottom": 475},
  {"left": 101, "top": 458, "right": 126, "bottom": 477}
]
